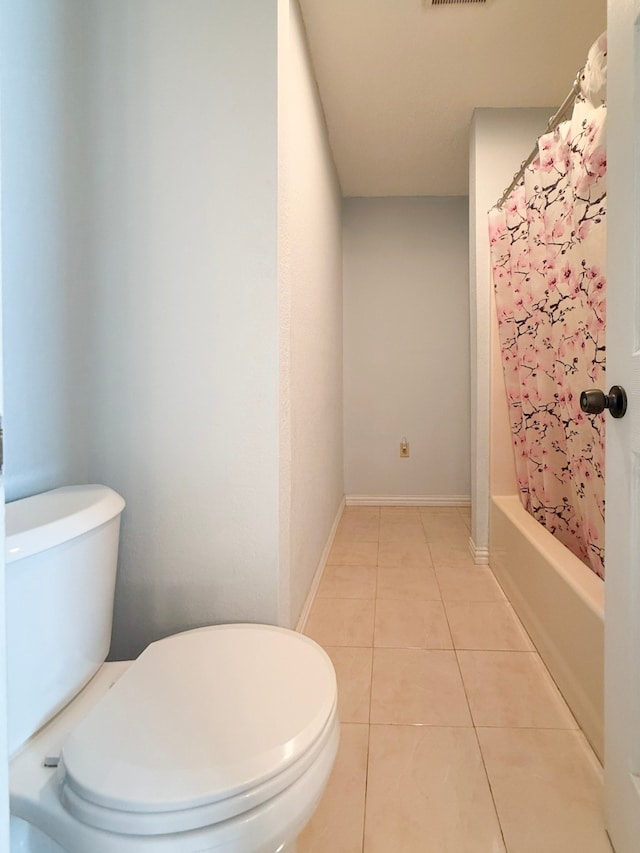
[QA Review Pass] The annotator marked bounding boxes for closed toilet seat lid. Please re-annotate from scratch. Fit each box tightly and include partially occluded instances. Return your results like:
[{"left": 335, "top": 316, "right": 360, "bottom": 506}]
[{"left": 58, "top": 625, "right": 337, "bottom": 836}]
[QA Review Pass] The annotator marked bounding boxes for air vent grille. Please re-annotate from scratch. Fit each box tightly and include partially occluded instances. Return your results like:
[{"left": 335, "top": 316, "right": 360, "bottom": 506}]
[{"left": 430, "top": 0, "right": 486, "bottom": 5}]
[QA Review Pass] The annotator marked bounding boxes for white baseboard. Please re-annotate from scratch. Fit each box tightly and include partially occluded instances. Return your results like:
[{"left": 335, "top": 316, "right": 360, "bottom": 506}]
[
  {"left": 469, "top": 537, "right": 490, "bottom": 565},
  {"left": 345, "top": 494, "right": 471, "bottom": 507},
  {"left": 295, "top": 496, "right": 346, "bottom": 634}
]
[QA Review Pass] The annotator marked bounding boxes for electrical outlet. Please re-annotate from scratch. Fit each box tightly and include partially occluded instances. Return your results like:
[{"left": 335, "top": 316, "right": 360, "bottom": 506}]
[{"left": 400, "top": 439, "right": 410, "bottom": 458}]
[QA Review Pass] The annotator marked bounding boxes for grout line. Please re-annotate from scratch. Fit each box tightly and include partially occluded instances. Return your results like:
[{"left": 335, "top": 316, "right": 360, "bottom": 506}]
[
  {"left": 445, "top": 638, "right": 474, "bottom": 728},
  {"left": 454, "top": 646, "right": 537, "bottom": 652},
  {"left": 360, "top": 526, "right": 379, "bottom": 853},
  {"left": 426, "top": 537, "right": 439, "bottom": 586},
  {"left": 441, "top": 597, "right": 501, "bottom": 840},
  {"left": 368, "top": 721, "right": 475, "bottom": 728},
  {"left": 441, "top": 575, "right": 510, "bottom": 852},
  {"left": 361, "top": 719, "right": 371, "bottom": 853},
  {"left": 474, "top": 724, "right": 586, "bottom": 732},
  {"left": 370, "top": 538, "right": 380, "bottom": 724},
  {"left": 473, "top": 724, "right": 509, "bottom": 852}
]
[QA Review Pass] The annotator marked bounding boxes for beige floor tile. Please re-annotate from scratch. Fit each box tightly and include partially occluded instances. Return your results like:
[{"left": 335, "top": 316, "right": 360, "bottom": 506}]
[
  {"left": 379, "top": 520, "right": 427, "bottom": 543},
  {"left": 327, "top": 541, "right": 378, "bottom": 567},
  {"left": 422, "top": 522, "right": 471, "bottom": 546},
  {"left": 342, "top": 506, "right": 380, "bottom": 522},
  {"left": 419, "top": 510, "right": 465, "bottom": 537},
  {"left": 429, "top": 540, "right": 477, "bottom": 567},
  {"left": 301, "top": 507, "right": 603, "bottom": 853},
  {"left": 317, "top": 564, "right": 377, "bottom": 599},
  {"left": 297, "top": 723, "right": 369, "bottom": 853},
  {"left": 376, "top": 566, "right": 441, "bottom": 600},
  {"left": 324, "top": 646, "right": 372, "bottom": 724},
  {"left": 477, "top": 728, "right": 611, "bottom": 853},
  {"left": 370, "top": 648, "right": 472, "bottom": 726},
  {"left": 435, "top": 565, "right": 506, "bottom": 601},
  {"left": 364, "top": 725, "right": 505, "bottom": 853},
  {"left": 457, "top": 651, "right": 577, "bottom": 729},
  {"left": 378, "top": 540, "right": 432, "bottom": 568},
  {"left": 418, "top": 506, "right": 461, "bottom": 518},
  {"left": 374, "top": 599, "right": 452, "bottom": 649},
  {"left": 380, "top": 506, "right": 420, "bottom": 520},
  {"left": 304, "top": 599, "right": 375, "bottom": 648},
  {"left": 445, "top": 601, "right": 534, "bottom": 651},
  {"left": 335, "top": 517, "right": 379, "bottom": 543}
]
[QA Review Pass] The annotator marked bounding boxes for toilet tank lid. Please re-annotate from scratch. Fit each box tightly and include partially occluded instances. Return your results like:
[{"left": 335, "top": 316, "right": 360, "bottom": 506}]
[{"left": 5, "top": 485, "right": 126, "bottom": 564}]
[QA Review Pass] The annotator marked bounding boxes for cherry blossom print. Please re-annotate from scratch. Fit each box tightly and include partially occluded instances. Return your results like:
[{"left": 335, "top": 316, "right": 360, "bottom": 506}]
[{"left": 488, "top": 95, "right": 607, "bottom": 579}]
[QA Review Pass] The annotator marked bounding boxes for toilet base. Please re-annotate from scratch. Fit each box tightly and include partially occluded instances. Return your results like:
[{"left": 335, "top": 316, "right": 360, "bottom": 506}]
[
  {"left": 10, "top": 635, "right": 339, "bottom": 853},
  {"left": 11, "top": 817, "right": 66, "bottom": 853},
  {"left": 12, "top": 818, "right": 299, "bottom": 853}
]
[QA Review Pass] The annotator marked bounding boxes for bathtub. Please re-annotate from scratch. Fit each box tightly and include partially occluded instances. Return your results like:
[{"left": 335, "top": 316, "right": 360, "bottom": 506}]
[{"left": 489, "top": 495, "right": 604, "bottom": 762}]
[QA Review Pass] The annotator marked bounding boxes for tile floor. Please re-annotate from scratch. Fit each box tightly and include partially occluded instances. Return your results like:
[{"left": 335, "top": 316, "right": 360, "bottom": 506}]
[{"left": 297, "top": 505, "right": 613, "bottom": 853}]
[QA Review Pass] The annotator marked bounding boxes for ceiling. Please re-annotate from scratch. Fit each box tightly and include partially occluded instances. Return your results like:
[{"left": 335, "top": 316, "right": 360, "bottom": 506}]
[{"left": 297, "top": 0, "right": 607, "bottom": 196}]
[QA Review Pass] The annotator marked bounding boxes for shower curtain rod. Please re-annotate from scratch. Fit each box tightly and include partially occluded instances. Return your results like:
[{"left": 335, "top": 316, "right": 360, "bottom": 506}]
[{"left": 493, "top": 66, "right": 585, "bottom": 211}]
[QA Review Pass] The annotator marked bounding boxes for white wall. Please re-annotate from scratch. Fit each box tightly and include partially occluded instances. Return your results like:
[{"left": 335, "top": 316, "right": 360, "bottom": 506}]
[
  {"left": 0, "top": 3, "right": 94, "bottom": 839},
  {"left": 1, "top": 1, "right": 92, "bottom": 501},
  {"left": 0, "top": 17, "right": 8, "bottom": 844},
  {"left": 343, "top": 197, "right": 469, "bottom": 500},
  {"left": 279, "top": 1, "right": 344, "bottom": 626},
  {"left": 469, "top": 108, "right": 554, "bottom": 554},
  {"left": 89, "top": 1, "right": 281, "bottom": 659},
  {"left": 0, "top": 0, "right": 343, "bottom": 664}
]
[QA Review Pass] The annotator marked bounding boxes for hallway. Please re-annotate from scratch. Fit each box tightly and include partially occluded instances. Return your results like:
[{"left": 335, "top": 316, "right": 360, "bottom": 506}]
[{"left": 298, "top": 506, "right": 611, "bottom": 852}]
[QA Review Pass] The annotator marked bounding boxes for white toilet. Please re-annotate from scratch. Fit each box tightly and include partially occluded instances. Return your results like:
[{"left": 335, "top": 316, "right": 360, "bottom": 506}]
[{"left": 7, "top": 485, "right": 339, "bottom": 853}]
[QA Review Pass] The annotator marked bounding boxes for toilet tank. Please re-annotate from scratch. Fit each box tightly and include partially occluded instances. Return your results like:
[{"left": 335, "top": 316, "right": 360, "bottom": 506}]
[{"left": 5, "top": 485, "right": 126, "bottom": 756}]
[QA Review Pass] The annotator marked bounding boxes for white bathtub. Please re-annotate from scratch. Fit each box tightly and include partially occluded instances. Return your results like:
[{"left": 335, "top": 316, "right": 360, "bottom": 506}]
[{"left": 489, "top": 495, "right": 604, "bottom": 762}]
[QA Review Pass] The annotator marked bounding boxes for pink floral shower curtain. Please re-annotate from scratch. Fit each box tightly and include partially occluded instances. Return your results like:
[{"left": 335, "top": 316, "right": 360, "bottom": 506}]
[{"left": 489, "top": 94, "right": 607, "bottom": 579}]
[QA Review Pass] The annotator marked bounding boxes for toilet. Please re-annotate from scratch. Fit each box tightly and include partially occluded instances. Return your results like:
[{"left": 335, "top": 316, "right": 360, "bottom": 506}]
[{"left": 7, "top": 485, "right": 339, "bottom": 853}]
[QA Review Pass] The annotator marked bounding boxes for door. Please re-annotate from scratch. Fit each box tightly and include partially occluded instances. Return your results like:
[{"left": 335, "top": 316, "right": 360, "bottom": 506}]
[{"left": 605, "top": 1, "right": 640, "bottom": 850}]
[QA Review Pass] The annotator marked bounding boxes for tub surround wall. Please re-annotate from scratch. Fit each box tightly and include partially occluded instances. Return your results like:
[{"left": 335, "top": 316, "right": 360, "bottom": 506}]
[
  {"left": 343, "top": 196, "right": 470, "bottom": 502},
  {"left": 469, "top": 108, "right": 554, "bottom": 557},
  {"left": 279, "top": 0, "right": 344, "bottom": 628}
]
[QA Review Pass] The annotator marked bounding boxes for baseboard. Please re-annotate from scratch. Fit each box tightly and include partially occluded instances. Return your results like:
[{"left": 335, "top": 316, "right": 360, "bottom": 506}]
[
  {"left": 469, "top": 537, "right": 490, "bottom": 565},
  {"left": 295, "top": 496, "right": 346, "bottom": 634},
  {"left": 345, "top": 494, "right": 471, "bottom": 507}
]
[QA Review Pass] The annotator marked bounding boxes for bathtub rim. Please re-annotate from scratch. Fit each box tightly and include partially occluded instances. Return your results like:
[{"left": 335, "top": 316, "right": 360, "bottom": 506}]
[
  {"left": 490, "top": 494, "right": 604, "bottom": 763},
  {"left": 492, "top": 495, "right": 604, "bottom": 618}
]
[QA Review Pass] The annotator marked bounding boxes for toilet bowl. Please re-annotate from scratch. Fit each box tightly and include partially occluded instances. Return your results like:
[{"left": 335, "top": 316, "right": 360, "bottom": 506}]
[{"left": 7, "top": 486, "right": 339, "bottom": 853}]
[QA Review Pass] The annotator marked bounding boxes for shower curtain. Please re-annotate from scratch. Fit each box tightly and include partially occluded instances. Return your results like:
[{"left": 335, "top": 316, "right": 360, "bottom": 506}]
[{"left": 489, "top": 39, "right": 607, "bottom": 578}]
